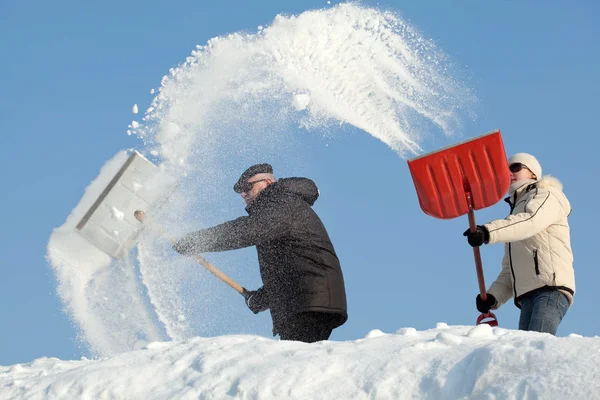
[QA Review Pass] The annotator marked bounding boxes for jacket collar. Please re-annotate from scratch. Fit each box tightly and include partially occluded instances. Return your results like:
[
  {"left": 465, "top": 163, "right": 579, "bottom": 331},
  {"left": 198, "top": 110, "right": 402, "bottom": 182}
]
[
  {"left": 508, "top": 179, "right": 537, "bottom": 196},
  {"left": 245, "top": 182, "right": 279, "bottom": 214},
  {"left": 504, "top": 179, "right": 538, "bottom": 207}
]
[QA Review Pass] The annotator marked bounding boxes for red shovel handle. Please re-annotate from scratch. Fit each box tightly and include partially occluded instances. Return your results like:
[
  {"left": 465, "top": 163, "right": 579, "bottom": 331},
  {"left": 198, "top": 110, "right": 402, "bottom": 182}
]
[
  {"left": 477, "top": 311, "right": 498, "bottom": 327},
  {"left": 465, "top": 191, "right": 499, "bottom": 327},
  {"left": 466, "top": 193, "right": 488, "bottom": 300}
]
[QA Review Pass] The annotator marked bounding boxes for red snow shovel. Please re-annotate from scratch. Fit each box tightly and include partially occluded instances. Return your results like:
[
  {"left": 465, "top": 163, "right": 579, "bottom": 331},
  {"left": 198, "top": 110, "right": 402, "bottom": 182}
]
[{"left": 407, "top": 130, "right": 511, "bottom": 327}]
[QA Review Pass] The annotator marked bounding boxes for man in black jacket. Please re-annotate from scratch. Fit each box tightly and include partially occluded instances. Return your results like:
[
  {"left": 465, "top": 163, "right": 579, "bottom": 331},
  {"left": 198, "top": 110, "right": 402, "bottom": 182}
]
[{"left": 173, "top": 163, "right": 347, "bottom": 343}]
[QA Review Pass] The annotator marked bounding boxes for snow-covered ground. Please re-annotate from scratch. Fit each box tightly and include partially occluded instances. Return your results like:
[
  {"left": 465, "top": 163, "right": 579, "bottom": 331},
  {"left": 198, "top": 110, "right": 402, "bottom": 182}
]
[{"left": 2, "top": 324, "right": 598, "bottom": 399}]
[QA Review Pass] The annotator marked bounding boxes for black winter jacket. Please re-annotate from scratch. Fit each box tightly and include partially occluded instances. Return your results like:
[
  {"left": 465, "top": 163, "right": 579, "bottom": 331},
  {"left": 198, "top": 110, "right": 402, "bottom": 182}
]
[{"left": 175, "top": 177, "right": 348, "bottom": 334}]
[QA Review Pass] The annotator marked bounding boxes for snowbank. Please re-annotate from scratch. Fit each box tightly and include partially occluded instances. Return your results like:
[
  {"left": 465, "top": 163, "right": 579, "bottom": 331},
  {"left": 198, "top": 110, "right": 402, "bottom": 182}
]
[{"left": 2, "top": 324, "right": 598, "bottom": 399}]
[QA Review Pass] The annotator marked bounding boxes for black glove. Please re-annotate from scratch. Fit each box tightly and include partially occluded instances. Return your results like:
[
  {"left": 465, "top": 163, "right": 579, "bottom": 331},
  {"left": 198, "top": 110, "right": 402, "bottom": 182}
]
[
  {"left": 476, "top": 293, "right": 497, "bottom": 313},
  {"left": 244, "top": 287, "right": 269, "bottom": 314},
  {"left": 172, "top": 233, "right": 198, "bottom": 255},
  {"left": 463, "top": 225, "right": 490, "bottom": 247}
]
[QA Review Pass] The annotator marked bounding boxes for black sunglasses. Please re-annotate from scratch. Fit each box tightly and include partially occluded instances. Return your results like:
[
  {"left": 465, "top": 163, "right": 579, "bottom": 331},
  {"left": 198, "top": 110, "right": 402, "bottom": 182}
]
[
  {"left": 236, "top": 179, "right": 268, "bottom": 193},
  {"left": 509, "top": 163, "right": 529, "bottom": 173}
]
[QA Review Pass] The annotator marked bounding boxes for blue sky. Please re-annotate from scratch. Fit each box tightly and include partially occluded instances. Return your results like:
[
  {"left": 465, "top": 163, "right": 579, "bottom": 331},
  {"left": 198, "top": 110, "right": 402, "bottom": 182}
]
[{"left": 1, "top": 0, "right": 598, "bottom": 365}]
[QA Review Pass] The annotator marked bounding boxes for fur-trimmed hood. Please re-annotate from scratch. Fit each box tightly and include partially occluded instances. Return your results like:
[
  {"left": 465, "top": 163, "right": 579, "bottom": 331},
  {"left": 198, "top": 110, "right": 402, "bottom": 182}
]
[
  {"left": 536, "top": 175, "right": 563, "bottom": 191},
  {"left": 510, "top": 175, "right": 565, "bottom": 198},
  {"left": 534, "top": 175, "right": 570, "bottom": 214}
]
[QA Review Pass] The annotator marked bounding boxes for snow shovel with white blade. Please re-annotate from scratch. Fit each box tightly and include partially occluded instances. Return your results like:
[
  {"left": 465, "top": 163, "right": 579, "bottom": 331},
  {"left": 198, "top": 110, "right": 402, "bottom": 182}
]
[
  {"left": 75, "top": 150, "right": 177, "bottom": 259},
  {"left": 133, "top": 210, "right": 253, "bottom": 301},
  {"left": 407, "top": 129, "right": 511, "bottom": 327}
]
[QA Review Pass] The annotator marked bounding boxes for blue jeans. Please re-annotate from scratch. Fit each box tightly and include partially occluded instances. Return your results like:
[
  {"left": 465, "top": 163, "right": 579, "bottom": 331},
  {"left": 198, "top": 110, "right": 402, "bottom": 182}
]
[{"left": 518, "top": 288, "right": 570, "bottom": 335}]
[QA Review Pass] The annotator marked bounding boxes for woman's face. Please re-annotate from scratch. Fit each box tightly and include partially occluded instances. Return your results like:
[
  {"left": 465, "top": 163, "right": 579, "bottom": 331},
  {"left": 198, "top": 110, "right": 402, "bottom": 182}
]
[{"left": 509, "top": 163, "right": 536, "bottom": 183}]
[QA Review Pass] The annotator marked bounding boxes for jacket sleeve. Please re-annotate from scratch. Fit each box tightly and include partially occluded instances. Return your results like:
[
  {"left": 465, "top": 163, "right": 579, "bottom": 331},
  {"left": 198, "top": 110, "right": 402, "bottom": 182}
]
[
  {"left": 483, "top": 188, "right": 566, "bottom": 244},
  {"left": 487, "top": 244, "right": 513, "bottom": 308},
  {"left": 173, "top": 208, "right": 289, "bottom": 255}
]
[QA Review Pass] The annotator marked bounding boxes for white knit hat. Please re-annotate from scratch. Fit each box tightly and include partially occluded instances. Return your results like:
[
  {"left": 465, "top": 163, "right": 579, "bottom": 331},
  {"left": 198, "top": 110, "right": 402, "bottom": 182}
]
[{"left": 508, "top": 153, "right": 542, "bottom": 180}]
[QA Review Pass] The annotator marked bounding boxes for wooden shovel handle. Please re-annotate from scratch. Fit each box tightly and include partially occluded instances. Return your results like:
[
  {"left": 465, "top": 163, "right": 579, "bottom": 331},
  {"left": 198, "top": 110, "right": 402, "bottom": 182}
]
[
  {"left": 191, "top": 255, "right": 245, "bottom": 295},
  {"left": 134, "top": 210, "right": 247, "bottom": 296}
]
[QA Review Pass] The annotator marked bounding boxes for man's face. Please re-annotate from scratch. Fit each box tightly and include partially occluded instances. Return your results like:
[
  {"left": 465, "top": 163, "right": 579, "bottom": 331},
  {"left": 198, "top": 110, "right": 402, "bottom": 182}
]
[{"left": 240, "top": 175, "right": 271, "bottom": 205}]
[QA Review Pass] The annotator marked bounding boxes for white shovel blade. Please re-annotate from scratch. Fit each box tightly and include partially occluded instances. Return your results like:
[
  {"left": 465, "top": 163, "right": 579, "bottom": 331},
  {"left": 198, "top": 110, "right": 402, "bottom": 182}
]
[{"left": 76, "top": 151, "right": 175, "bottom": 258}]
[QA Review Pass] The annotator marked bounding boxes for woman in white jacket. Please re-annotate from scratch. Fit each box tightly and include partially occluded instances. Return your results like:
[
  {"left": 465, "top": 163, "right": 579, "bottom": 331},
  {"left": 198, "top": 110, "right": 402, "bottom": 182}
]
[{"left": 463, "top": 153, "right": 575, "bottom": 335}]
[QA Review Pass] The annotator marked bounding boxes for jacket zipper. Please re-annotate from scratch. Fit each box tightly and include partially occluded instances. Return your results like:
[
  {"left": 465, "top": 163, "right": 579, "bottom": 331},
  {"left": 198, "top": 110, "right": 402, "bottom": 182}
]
[
  {"left": 533, "top": 250, "right": 540, "bottom": 275},
  {"left": 506, "top": 194, "right": 518, "bottom": 301},
  {"left": 508, "top": 243, "right": 517, "bottom": 300}
]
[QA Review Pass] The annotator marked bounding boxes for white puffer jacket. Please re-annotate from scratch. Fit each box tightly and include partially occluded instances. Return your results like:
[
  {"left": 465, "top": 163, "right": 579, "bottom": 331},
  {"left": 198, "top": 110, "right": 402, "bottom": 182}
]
[{"left": 483, "top": 176, "right": 575, "bottom": 308}]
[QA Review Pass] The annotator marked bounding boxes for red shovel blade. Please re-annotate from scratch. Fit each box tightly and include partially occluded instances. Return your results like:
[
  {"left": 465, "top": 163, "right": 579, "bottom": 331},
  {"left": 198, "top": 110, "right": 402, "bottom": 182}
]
[
  {"left": 476, "top": 311, "right": 499, "bottom": 327},
  {"left": 407, "top": 130, "right": 511, "bottom": 220}
]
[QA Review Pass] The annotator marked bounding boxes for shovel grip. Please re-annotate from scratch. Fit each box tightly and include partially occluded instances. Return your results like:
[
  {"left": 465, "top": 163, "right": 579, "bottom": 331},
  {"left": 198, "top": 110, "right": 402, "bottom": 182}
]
[{"left": 477, "top": 311, "right": 498, "bottom": 327}]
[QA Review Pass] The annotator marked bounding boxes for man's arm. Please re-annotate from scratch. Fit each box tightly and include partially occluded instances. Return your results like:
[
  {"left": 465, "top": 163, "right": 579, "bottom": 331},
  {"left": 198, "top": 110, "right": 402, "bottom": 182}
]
[{"left": 173, "top": 210, "right": 289, "bottom": 255}]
